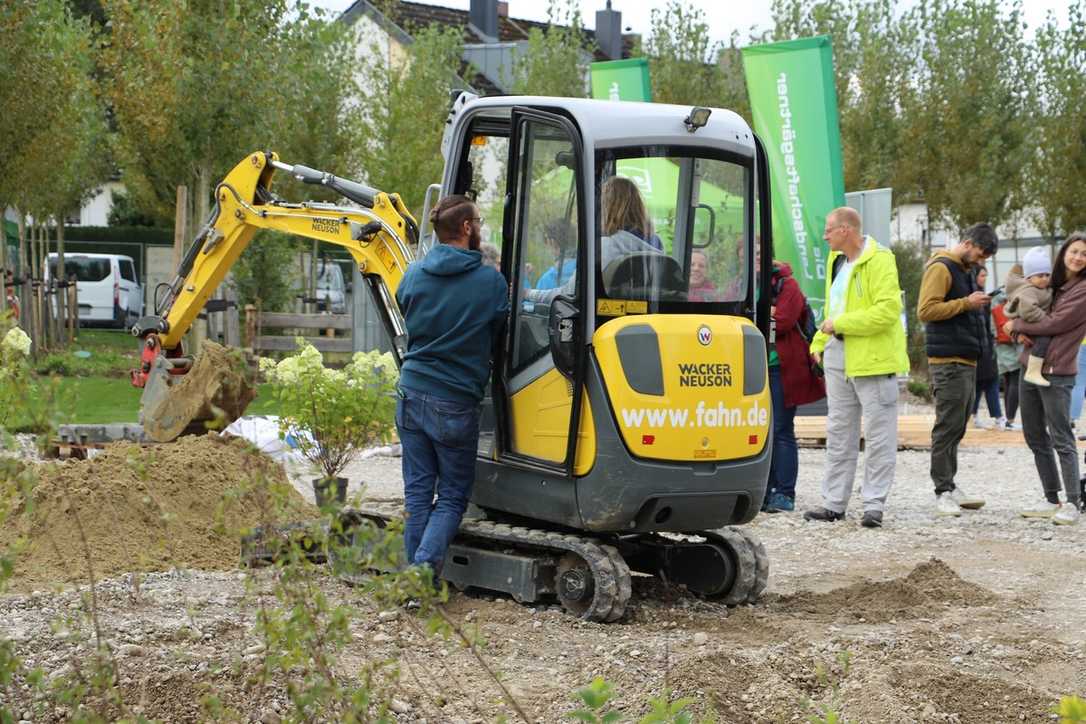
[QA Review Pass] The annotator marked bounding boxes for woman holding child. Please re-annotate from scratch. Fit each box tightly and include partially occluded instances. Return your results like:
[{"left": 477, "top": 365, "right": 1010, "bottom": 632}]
[{"left": 1004, "top": 232, "right": 1086, "bottom": 524}]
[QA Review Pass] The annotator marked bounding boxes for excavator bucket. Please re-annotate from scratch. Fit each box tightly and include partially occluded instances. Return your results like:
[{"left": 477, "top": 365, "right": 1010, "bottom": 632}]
[{"left": 140, "top": 341, "right": 256, "bottom": 443}]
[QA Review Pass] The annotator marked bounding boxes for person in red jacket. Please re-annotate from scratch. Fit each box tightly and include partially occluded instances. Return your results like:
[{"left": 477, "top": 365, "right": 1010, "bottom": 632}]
[{"left": 764, "top": 261, "right": 827, "bottom": 512}]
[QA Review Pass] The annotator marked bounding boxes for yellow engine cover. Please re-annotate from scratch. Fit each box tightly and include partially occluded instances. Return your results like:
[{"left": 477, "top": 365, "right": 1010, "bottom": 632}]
[{"left": 594, "top": 314, "right": 770, "bottom": 462}]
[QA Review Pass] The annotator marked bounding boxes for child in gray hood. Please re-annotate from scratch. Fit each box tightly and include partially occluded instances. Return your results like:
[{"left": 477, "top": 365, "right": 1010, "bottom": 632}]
[{"left": 1005, "top": 246, "right": 1053, "bottom": 387}]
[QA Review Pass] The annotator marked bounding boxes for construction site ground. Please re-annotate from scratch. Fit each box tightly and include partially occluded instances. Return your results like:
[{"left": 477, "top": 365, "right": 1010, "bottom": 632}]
[{"left": 2, "top": 428, "right": 1084, "bottom": 722}]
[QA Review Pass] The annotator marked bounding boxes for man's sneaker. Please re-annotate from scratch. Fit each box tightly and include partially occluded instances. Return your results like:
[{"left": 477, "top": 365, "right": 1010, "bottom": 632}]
[
  {"left": 972, "top": 415, "right": 989, "bottom": 429},
  {"left": 860, "top": 510, "right": 883, "bottom": 528},
  {"left": 803, "top": 507, "right": 844, "bottom": 522},
  {"left": 1020, "top": 500, "right": 1060, "bottom": 518},
  {"left": 995, "top": 416, "right": 1008, "bottom": 431},
  {"left": 765, "top": 493, "right": 795, "bottom": 513},
  {"left": 1053, "top": 502, "right": 1081, "bottom": 525},
  {"left": 949, "top": 486, "right": 985, "bottom": 510},
  {"left": 935, "top": 493, "right": 961, "bottom": 517}
]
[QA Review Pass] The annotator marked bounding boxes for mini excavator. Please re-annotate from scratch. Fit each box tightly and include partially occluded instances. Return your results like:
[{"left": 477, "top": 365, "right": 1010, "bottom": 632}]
[{"left": 132, "top": 94, "right": 777, "bottom": 620}]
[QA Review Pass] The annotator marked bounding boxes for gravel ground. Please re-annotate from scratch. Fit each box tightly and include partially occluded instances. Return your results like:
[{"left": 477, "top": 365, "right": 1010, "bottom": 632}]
[{"left": 2, "top": 439, "right": 1085, "bottom": 722}]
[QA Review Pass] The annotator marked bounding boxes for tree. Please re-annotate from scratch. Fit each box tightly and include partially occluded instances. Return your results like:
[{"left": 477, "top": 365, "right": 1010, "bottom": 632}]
[
  {"left": 1029, "top": 3, "right": 1086, "bottom": 238},
  {"left": 510, "top": 0, "right": 591, "bottom": 98},
  {"left": 770, "top": 0, "right": 912, "bottom": 195},
  {"left": 642, "top": 2, "right": 731, "bottom": 109},
  {"left": 895, "top": 0, "right": 1033, "bottom": 233},
  {"left": 0, "top": 0, "right": 108, "bottom": 345},
  {"left": 352, "top": 24, "right": 465, "bottom": 216},
  {"left": 102, "top": 1, "right": 360, "bottom": 230}
]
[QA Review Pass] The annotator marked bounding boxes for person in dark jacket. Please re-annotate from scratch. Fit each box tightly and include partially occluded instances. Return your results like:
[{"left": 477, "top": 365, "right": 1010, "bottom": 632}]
[
  {"left": 764, "top": 261, "right": 826, "bottom": 512},
  {"left": 917, "top": 223, "right": 998, "bottom": 517},
  {"left": 1004, "top": 231, "right": 1086, "bottom": 524},
  {"left": 970, "top": 266, "right": 1004, "bottom": 429},
  {"left": 395, "top": 195, "right": 510, "bottom": 583}
]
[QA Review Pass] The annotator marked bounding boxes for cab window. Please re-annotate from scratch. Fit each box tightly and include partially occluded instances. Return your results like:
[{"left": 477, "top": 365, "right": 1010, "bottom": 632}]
[{"left": 596, "top": 148, "right": 750, "bottom": 308}]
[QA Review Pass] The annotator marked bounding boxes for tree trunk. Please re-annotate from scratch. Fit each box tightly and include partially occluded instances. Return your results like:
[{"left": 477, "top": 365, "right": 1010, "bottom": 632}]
[
  {"left": 16, "top": 212, "right": 29, "bottom": 336},
  {"left": 190, "top": 163, "right": 213, "bottom": 354},
  {"left": 56, "top": 219, "right": 67, "bottom": 346}
]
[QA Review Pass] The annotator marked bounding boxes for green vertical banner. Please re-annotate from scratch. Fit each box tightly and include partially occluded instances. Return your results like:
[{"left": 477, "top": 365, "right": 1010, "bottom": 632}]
[
  {"left": 741, "top": 36, "right": 844, "bottom": 312},
  {"left": 590, "top": 58, "right": 652, "bottom": 102}
]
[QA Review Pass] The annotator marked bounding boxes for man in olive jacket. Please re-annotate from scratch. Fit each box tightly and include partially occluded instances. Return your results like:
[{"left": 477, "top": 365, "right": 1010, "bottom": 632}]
[
  {"left": 917, "top": 223, "right": 998, "bottom": 518},
  {"left": 804, "top": 207, "right": 910, "bottom": 528}
]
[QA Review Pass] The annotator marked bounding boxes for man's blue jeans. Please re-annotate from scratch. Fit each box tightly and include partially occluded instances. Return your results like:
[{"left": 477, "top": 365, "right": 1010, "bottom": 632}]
[
  {"left": 767, "top": 365, "right": 798, "bottom": 499},
  {"left": 396, "top": 388, "right": 480, "bottom": 572}
]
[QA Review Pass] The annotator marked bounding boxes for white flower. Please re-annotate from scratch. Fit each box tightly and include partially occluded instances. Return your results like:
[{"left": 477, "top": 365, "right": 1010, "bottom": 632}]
[{"left": 2, "top": 327, "right": 31, "bottom": 357}]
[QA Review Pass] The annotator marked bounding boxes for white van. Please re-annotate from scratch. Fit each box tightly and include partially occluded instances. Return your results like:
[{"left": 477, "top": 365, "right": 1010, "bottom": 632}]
[
  {"left": 315, "top": 261, "right": 347, "bottom": 314},
  {"left": 47, "top": 253, "right": 142, "bottom": 329}
]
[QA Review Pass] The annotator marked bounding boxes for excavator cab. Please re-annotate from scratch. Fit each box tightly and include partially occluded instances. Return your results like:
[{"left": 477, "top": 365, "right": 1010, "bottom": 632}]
[{"left": 425, "top": 95, "right": 775, "bottom": 615}]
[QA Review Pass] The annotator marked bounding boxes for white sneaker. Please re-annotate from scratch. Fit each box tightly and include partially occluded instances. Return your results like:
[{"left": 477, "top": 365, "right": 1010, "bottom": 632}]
[
  {"left": 936, "top": 493, "right": 962, "bottom": 517},
  {"left": 1005, "top": 421, "right": 1021, "bottom": 431},
  {"left": 972, "top": 415, "right": 989, "bottom": 429},
  {"left": 1020, "top": 501, "right": 1060, "bottom": 518},
  {"left": 949, "top": 486, "right": 986, "bottom": 510},
  {"left": 1053, "top": 503, "right": 1081, "bottom": 525},
  {"left": 995, "top": 416, "right": 1008, "bottom": 431}
]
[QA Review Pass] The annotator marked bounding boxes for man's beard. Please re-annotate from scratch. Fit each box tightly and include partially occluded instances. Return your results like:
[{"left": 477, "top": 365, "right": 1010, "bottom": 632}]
[{"left": 469, "top": 225, "right": 482, "bottom": 251}]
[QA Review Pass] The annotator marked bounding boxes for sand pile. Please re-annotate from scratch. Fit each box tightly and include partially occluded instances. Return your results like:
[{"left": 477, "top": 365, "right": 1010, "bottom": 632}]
[
  {"left": 766, "top": 557, "right": 996, "bottom": 622},
  {"left": 1, "top": 434, "right": 314, "bottom": 590}
]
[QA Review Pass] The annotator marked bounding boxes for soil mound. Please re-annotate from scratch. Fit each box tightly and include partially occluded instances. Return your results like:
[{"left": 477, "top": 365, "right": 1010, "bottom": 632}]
[
  {"left": 769, "top": 558, "right": 996, "bottom": 622},
  {"left": 1, "top": 434, "right": 313, "bottom": 590}
]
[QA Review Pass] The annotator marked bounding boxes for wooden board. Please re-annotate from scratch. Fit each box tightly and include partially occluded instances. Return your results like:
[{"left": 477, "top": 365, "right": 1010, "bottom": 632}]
[{"left": 794, "top": 415, "right": 1028, "bottom": 450}]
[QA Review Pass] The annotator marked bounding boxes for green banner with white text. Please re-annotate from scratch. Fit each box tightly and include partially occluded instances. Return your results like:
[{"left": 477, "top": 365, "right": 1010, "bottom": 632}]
[
  {"left": 590, "top": 58, "right": 651, "bottom": 102},
  {"left": 741, "top": 36, "right": 844, "bottom": 313}
]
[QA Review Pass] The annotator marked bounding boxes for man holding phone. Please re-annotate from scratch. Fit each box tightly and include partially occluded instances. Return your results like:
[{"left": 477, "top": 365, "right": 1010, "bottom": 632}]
[{"left": 917, "top": 224, "right": 999, "bottom": 517}]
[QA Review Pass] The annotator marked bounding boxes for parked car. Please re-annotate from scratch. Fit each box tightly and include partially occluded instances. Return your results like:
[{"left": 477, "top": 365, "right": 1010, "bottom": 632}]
[
  {"left": 46, "top": 252, "right": 142, "bottom": 329},
  {"left": 314, "top": 260, "right": 347, "bottom": 315}
]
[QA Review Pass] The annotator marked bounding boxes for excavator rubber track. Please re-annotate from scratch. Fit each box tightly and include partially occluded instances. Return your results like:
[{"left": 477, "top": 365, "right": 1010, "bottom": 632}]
[
  {"left": 140, "top": 340, "right": 257, "bottom": 443},
  {"left": 318, "top": 502, "right": 768, "bottom": 621}
]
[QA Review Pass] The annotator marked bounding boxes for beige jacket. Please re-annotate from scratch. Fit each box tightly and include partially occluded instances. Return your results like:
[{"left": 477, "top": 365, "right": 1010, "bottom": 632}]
[{"left": 1004, "top": 269, "right": 1052, "bottom": 323}]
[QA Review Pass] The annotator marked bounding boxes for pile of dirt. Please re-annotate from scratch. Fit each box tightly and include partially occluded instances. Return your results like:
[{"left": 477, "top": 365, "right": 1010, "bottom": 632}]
[
  {"left": 1, "top": 434, "right": 314, "bottom": 590},
  {"left": 767, "top": 558, "right": 997, "bottom": 623}
]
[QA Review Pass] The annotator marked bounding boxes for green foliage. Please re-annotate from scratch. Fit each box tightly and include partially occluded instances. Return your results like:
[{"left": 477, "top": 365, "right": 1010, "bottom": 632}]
[
  {"left": 896, "top": 0, "right": 1033, "bottom": 232},
  {"left": 770, "top": 0, "right": 911, "bottom": 195},
  {"left": 0, "top": 0, "right": 107, "bottom": 214},
  {"left": 106, "top": 189, "right": 159, "bottom": 228},
  {"left": 1054, "top": 694, "right": 1086, "bottom": 723},
  {"left": 510, "top": 0, "right": 591, "bottom": 98},
  {"left": 353, "top": 23, "right": 464, "bottom": 218},
  {"left": 103, "top": 0, "right": 360, "bottom": 227},
  {"left": 62, "top": 225, "right": 173, "bottom": 245},
  {"left": 643, "top": 2, "right": 734, "bottom": 110},
  {"left": 907, "top": 378, "right": 933, "bottom": 401},
  {"left": 571, "top": 677, "right": 623, "bottom": 723},
  {"left": 261, "top": 342, "right": 399, "bottom": 479},
  {"left": 230, "top": 231, "right": 300, "bottom": 311},
  {"left": 891, "top": 241, "right": 928, "bottom": 370},
  {"left": 804, "top": 650, "right": 853, "bottom": 724},
  {"left": 0, "top": 322, "right": 34, "bottom": 431},
  {"left": 1029, "top": 5, "right": 1086, "bottom": 238}
]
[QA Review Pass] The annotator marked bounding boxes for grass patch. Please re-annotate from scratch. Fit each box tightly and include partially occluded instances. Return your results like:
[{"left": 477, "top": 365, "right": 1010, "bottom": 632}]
[
  {"left": 8, "top": 376, "right": 278, "bottom": 429},
  {"left": 35, "top": 329, "right": 140, "bottom": 378}
]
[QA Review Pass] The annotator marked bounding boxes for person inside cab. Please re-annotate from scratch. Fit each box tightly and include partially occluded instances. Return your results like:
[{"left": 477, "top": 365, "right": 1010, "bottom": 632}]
[
  {"left": 534, "top": 219, "right": 576, "bottom": 290},
  {"left": 599, "top": 176, "right": 664, "bottom": 270}
]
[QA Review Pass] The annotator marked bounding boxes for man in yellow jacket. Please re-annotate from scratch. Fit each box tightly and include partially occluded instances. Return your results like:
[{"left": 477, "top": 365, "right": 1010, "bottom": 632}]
[{"left": 804, "top": 207, "right": 910, "bottom": 528}]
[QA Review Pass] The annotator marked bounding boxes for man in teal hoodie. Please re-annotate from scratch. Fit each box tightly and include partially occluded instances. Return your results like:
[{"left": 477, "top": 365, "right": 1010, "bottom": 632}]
[{"left": 395, "top": 195, "right": 509, "bottom": 584}]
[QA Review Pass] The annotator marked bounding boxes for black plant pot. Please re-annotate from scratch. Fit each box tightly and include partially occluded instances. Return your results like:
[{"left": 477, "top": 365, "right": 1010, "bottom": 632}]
[{"left": 313, "top": 477, "right": 348, "bottom": 508}]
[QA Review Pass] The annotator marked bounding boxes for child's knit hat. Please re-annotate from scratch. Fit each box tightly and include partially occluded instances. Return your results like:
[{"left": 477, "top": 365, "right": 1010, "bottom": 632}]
[{"left": 1022, "top": 246, "right": 1052, "bottom": 279}]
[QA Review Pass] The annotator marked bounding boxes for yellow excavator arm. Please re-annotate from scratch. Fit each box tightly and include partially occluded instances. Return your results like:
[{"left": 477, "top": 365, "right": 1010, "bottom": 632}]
[{"left": 131, "top": 151, "right": 417, "bottom": 441}]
